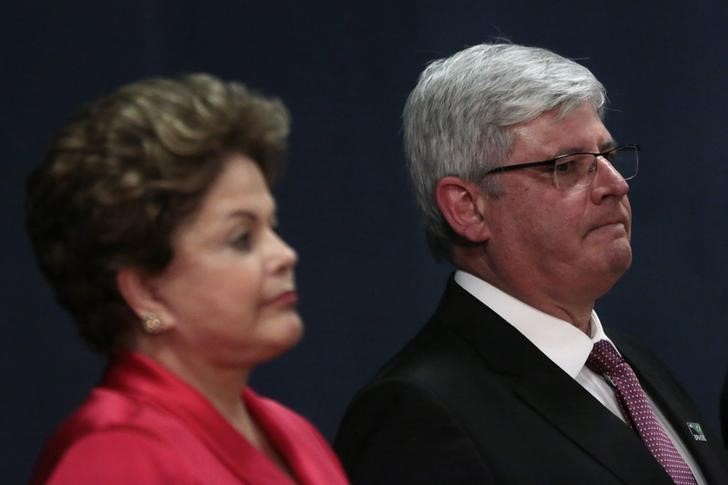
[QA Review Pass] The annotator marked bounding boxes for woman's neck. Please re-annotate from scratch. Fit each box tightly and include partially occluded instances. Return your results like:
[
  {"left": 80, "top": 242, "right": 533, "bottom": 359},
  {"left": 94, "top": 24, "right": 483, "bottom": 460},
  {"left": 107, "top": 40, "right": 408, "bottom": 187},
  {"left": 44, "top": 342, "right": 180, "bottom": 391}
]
[{"left": 131, "top": 341, "right": 296, "bottom": 481}]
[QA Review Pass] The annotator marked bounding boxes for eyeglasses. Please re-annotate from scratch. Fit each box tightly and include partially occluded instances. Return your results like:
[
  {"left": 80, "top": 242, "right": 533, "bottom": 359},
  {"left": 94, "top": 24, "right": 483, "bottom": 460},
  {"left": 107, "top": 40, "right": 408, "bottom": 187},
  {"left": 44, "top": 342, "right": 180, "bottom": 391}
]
[{"left": 482, "top": 144, "right": 639, "bottom": 191}]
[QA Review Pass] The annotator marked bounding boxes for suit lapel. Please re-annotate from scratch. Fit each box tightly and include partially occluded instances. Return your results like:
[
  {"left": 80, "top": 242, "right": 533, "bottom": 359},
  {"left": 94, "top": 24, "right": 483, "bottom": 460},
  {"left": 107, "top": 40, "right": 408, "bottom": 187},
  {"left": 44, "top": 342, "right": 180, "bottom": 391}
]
[
  {"left": 611, "top": 331, "right": 728, "bottom": 483},
  {"left": 437, "top": 280, "right": 673, "bottom": 485},
  {"left": 515, "top": 366, "right": 671, "bottom": 484}
]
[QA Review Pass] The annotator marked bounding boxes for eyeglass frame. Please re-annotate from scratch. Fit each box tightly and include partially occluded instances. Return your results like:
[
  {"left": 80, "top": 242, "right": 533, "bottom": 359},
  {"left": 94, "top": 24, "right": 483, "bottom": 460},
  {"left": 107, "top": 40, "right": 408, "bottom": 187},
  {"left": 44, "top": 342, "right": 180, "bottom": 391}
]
[{"left": 481, "top": 143, "right": 639, "bottom": 188}]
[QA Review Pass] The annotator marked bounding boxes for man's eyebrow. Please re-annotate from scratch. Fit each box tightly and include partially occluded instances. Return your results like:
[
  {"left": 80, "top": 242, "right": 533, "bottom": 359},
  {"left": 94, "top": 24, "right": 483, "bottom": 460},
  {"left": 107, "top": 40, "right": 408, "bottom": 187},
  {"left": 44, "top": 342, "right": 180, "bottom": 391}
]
[{"left": 555, "top": 140, "right": 618, "bottom": 156}]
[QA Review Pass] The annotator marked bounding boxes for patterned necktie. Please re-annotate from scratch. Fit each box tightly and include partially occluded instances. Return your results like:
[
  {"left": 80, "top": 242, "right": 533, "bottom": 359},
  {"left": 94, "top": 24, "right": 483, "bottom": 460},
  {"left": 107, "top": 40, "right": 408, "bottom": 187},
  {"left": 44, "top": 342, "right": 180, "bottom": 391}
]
[{"left": 586, "top": 340, "right": 696, "bottom": 485}]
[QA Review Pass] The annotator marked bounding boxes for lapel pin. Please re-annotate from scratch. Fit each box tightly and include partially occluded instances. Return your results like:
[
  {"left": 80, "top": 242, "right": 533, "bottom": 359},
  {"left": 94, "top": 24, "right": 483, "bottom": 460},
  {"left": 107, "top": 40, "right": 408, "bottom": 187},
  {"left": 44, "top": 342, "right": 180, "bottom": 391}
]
[{"left": 686, "top": 422, "right": 707, "bottom": 442}]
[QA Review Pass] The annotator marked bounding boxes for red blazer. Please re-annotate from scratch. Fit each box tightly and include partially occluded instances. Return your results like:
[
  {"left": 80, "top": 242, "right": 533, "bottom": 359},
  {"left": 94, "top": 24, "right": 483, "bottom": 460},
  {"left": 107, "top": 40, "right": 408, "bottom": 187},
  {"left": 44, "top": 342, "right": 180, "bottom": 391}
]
[{"left": 32, "top": 352, "right": 348, "bottom": 485}]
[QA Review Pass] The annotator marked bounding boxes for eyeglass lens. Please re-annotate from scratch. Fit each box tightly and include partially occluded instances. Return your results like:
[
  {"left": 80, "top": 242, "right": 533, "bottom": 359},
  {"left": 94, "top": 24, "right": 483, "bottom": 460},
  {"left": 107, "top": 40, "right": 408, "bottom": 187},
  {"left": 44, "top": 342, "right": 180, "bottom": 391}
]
[{"left": 554, "top": 147, "right": 638, "bottom": 190}]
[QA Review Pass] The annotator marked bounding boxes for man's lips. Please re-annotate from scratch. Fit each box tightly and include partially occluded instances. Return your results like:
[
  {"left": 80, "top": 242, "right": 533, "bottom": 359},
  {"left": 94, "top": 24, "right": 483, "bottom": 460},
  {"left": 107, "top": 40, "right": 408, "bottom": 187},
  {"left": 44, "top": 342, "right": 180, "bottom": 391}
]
[
  {"left": 589, "top": 219, "right": 630, "bottom": 235},
  {"left": 598, "top": 220, "right": 627, "bottom": 228}
]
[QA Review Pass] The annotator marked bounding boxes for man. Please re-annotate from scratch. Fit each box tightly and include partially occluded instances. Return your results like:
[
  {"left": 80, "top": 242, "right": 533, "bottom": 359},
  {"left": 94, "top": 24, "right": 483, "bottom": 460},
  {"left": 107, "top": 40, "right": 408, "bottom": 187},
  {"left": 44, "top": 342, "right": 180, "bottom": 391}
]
[{"left": 334, "top": 43, "right": 728, "bottom": 484}]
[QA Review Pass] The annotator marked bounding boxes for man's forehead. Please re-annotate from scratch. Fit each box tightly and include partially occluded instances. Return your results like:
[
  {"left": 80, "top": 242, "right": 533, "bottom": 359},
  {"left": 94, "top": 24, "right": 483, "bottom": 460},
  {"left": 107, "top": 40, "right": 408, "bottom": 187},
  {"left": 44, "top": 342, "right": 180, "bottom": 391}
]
[{"left": 509, "top": 106, "right": 612, "bottom": 158}]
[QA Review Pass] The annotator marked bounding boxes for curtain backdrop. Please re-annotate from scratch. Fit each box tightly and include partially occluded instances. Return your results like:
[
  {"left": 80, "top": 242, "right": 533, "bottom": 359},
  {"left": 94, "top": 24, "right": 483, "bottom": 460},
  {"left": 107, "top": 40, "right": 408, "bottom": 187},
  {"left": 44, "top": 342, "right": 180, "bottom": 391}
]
[{"left": 4, "top": 1, "right": 728, "bottom": 481}]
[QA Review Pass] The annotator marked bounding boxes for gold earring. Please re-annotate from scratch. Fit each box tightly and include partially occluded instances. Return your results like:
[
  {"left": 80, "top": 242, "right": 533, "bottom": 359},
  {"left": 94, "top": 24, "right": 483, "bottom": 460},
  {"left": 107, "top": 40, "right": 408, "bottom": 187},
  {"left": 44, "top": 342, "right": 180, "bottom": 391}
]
[{"left": 141, "top": 313, "right": 164, "bottom": 334}]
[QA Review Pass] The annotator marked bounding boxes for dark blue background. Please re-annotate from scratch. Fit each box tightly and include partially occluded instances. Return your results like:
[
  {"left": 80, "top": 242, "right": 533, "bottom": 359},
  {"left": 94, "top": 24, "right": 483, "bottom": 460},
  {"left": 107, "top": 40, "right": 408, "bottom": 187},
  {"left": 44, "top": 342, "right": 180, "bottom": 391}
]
[{"left": 5, "top": 1, "right": 728, "bottom": 482}]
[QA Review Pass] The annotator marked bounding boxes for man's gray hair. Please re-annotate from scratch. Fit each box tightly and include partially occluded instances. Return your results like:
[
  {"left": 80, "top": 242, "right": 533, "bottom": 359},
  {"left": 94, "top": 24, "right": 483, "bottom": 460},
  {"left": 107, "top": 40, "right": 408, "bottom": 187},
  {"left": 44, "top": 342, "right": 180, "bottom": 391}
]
[{"left": 403, "top": 43, "right": 606, "bottom": 260}]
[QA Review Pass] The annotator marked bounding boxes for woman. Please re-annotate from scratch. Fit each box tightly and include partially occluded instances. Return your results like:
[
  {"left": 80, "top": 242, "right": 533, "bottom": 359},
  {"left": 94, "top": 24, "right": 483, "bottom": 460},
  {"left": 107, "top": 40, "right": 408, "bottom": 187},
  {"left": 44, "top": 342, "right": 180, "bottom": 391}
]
[{"left": 27, "top": 74, "right": 348, "bottom": 484}]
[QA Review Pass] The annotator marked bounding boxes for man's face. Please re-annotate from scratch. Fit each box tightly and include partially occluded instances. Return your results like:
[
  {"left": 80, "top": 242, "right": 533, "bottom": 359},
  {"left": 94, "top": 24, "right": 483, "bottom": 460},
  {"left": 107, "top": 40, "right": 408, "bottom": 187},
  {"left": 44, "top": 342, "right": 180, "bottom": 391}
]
[{"left": 483, "top": 103, "right": 632, "bottom": 306}]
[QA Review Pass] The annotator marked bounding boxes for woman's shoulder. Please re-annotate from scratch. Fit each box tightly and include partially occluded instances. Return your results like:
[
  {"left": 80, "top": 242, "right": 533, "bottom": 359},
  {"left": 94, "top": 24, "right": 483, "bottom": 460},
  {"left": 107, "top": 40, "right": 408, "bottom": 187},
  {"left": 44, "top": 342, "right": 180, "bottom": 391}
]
[
  {"left": 31, "top": 386, "right": 199, "bottom": 484},
  {"left": 57, "top": 383, "right": 183, "bottom": 438},
  {"left": 39, "top": 426, "right": 193, "bottom": 484}
]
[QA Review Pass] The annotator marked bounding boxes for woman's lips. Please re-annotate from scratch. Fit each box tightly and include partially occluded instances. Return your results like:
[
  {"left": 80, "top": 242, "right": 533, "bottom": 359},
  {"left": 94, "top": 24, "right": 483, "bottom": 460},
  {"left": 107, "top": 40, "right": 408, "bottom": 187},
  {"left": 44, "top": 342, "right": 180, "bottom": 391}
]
[{"left": 264, "top": 290, "right": 298, "bottom": 307}]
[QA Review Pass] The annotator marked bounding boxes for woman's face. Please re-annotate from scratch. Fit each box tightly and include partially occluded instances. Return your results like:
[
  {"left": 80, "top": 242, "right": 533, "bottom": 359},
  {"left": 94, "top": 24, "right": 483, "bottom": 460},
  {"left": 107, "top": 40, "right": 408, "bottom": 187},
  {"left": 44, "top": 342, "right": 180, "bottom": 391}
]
[{"left": 148, "top": 153, "right": 302, "bottom": 368}]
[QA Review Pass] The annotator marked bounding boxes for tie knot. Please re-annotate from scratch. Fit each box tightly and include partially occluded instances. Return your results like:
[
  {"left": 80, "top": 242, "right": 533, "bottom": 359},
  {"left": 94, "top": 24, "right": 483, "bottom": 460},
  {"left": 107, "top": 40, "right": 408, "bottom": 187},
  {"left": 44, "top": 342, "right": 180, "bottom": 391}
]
[{"left": 586, "top": 340, "right": 625, "bottom": 374}]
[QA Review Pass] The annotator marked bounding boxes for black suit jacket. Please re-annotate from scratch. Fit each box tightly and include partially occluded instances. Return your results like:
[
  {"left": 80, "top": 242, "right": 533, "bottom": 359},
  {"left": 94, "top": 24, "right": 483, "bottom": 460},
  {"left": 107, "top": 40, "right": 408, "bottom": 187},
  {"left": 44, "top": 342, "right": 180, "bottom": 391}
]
[
  {"left": 334, "top": 279, "right": 728, "bottom": 484},
  {"left": 719, "top": 373, "right": 728, "bottom": 447}
]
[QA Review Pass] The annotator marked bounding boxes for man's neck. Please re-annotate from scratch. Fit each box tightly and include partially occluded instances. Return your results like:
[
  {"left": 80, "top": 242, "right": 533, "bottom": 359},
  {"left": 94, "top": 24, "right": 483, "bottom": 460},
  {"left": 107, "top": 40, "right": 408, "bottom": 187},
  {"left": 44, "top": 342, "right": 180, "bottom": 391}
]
[{"left": 456, "top": 262, "right": 595, "bottom": 334}]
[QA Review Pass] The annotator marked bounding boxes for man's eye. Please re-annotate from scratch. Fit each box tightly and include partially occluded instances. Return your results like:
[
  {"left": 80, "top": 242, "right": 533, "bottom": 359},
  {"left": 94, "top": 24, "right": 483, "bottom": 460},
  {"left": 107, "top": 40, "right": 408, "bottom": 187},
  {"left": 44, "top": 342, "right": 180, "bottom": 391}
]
[{"left": 554, "top": 160, "right": 576, "bottom": 174}]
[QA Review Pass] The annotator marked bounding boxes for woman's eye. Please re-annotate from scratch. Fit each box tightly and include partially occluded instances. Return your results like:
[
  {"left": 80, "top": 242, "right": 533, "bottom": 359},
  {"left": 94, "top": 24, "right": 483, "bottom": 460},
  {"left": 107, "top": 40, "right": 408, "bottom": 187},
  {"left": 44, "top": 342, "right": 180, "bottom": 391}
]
[{"left": 231, "top": 232, "right": 252, "bottom": 251}]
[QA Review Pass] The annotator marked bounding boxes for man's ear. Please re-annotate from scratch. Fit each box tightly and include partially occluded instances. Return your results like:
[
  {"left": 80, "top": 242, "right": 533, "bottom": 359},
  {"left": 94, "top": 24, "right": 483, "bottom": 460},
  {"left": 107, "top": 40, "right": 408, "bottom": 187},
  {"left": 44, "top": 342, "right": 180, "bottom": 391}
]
[
  {"left": 116, "top": 267, "right": 174, "bottom": 329},
  {"left": 435, "top": 176, "right": 490, "bottom": 243}
]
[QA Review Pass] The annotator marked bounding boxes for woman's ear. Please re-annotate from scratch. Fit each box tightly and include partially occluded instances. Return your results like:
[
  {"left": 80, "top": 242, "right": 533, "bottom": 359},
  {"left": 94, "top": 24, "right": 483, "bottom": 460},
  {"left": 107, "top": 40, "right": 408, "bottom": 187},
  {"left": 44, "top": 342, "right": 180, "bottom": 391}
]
[
  {"left": 435, "top": 176, "right": 491, "bottom": 243},
  {"left": 116, "top": 268, "right": 173, "bottom": 333}
]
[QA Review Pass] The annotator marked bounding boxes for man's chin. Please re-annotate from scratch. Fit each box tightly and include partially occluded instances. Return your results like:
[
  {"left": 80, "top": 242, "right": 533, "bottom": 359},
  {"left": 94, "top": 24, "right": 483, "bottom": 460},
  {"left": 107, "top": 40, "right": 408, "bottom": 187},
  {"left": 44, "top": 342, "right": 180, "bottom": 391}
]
[{"left": 604, "top": 245, "right": 633, "bottom": 278}]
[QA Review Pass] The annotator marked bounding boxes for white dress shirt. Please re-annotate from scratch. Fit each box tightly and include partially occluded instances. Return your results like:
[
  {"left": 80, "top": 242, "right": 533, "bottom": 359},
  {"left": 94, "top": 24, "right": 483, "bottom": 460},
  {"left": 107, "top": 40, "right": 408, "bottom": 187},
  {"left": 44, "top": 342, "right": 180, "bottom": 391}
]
[{"left": 455, "top": 270, "right": 705, "bottom": 484}]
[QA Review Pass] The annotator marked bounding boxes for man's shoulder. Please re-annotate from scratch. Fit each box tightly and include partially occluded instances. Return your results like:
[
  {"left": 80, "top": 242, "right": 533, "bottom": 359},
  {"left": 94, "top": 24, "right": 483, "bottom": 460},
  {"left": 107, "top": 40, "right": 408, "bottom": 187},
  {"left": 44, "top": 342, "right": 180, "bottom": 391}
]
[
  {"left": 356, "top": 277, "right": 532, "bottom": 406},
  {"left": 367, "top": 310, "right": 480, "bottom": 389}
]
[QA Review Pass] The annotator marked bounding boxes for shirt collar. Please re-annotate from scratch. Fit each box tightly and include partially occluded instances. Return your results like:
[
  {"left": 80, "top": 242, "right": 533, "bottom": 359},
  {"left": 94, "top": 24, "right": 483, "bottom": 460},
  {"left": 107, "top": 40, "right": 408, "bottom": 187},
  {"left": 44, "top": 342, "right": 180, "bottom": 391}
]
[{"left": 454, "top": 270, "right": 614, "bottom": 379}]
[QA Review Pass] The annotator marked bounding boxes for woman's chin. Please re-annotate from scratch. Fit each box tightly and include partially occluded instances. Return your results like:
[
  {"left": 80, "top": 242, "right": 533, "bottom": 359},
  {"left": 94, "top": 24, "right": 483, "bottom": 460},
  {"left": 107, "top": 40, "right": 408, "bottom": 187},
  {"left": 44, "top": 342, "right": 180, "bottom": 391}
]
[{"left": 257, "top": 314, "right": 305, "bottom": 363}]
